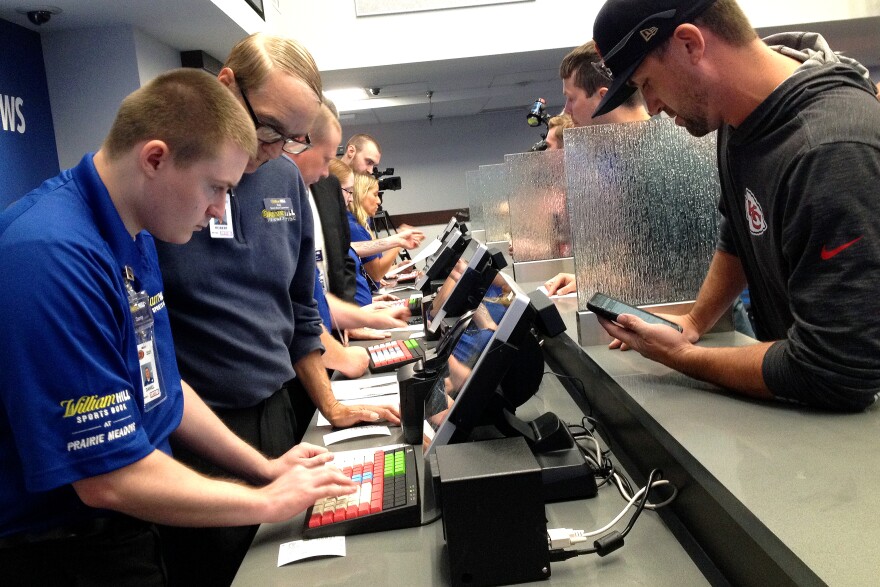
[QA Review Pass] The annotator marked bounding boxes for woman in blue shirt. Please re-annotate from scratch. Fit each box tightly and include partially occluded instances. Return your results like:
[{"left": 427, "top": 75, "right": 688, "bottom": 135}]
[{"left": 347, "top": 172, "right": 425, "bottom": 305}]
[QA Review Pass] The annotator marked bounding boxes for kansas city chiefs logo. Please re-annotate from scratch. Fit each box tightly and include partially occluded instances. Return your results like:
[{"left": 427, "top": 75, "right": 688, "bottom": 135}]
[
  {"left": 744, "top": 188, "right": 767, "bottom": 235},
  {"left": 640, "top": 27, "right": 658, "bottom": 42}
]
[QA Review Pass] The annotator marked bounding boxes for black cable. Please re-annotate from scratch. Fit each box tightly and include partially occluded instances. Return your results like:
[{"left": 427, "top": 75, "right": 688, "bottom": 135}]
[
  {"left": 619, "top": 469, "right": 660, "bottom": 539},
  {"left": 544, "top": 371, "right": 592, "bottom": 417}
]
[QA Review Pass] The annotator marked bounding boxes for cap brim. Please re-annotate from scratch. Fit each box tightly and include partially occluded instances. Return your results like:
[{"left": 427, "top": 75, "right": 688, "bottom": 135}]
[{"left": 591, "top": 57, "right": 643, "bottom": 119}]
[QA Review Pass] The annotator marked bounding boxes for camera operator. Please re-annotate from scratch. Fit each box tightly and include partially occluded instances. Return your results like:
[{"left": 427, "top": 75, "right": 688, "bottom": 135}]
[{"left": 340, "top": 133, "right": 382, "bottom": 175}]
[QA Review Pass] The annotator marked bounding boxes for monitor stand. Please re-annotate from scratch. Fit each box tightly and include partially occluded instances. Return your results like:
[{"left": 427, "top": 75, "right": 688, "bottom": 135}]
[{"left": 495, "top": 408, "right": 598, "bottom": 502}]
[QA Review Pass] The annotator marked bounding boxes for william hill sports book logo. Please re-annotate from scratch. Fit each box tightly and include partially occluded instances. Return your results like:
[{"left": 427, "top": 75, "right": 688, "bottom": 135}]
[{"left": 60, "top": 390, "right": 132, "bottom": 418}]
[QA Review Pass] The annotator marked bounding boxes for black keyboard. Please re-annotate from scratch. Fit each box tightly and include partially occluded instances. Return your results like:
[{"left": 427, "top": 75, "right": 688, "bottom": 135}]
[
  {"left": 304, "top": 445, "right": 420, "bottom": 538},
  {"left": 367, "top": 339, "right": 425, "bottom": 373}
]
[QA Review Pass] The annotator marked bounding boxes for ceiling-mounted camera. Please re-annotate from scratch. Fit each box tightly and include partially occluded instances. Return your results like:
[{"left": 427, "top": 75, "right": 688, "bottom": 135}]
[
  {"left": 17, "top": 6, "right": 61, "bottom": 26},
  {"left": 27, "top": 10, "right": 51, "bottom": 25},
  {"left": 368, "top": 87, "right": 381, "bottom": 96}
]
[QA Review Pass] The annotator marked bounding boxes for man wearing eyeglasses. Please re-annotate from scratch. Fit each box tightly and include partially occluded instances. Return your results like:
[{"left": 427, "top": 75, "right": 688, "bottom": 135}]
[{"left": 155, "top": 33, "right": 398, "bottom": 586}]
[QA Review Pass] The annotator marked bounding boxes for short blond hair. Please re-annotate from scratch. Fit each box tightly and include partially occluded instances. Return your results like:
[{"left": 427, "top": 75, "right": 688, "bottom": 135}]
[
  {"left": 329, "top": 158, "right": 353, "bottom": 185},
  {"left": 548, "top": 114, "right": 575, "bottom": 146},
  {"left": 311, "top": 104, "right": 341, "bottom": 144},
  {"left": 103, "top": 68, "right": 256, "bottom": 167},
  {"left": 225, "top": 33, "right": 322, "bottom": 101},
  {"left": 350, "top": 172, "right": 379, "bottom": 234}
]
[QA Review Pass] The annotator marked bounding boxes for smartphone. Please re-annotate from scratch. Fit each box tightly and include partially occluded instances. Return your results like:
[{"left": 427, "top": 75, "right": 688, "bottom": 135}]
[{"left": 587, "top": 292, "right": 683, "bottom": 333}]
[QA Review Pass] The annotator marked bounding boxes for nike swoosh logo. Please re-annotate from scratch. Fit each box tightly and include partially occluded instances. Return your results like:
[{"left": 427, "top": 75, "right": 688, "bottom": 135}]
[{"left": 820, "top": 236, "right": 863, "bottom": 260}]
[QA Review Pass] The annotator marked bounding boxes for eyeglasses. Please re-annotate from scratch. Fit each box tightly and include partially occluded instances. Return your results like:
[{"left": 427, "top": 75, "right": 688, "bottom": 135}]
[
  {"left": 237, "top": 81, "right": 311, "bottom": 155},
  {"left": 340, "top": 187, "right": 354, "bottom": 196}
]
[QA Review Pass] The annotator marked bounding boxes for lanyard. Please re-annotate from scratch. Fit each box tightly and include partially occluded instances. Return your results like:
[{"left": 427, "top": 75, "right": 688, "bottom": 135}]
[{"left": 124, "top": 265, "right": 165, "bottom": 411}]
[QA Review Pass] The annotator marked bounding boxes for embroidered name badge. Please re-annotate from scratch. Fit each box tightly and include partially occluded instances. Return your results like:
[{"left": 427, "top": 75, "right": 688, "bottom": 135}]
[
  {"left": 262, "top": 197, "right": 296, "bottom": 223},
  {"left": 744, "top": 188, "right": 767, "bottom": 236}
]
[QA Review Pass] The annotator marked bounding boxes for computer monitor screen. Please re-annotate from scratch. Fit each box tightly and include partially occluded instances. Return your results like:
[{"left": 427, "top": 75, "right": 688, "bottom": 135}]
[
  {"left": 426, "top": 241, "right": 504, "bottom": 335},
  {"left": 414, "top": 228, "right": 470, "bottom": 292},
  {"left": 437, "top": 216, "right": 467, "bottom": 241},
  {"left": 421, "top": 273, "right": 535, "bottom": 456}
]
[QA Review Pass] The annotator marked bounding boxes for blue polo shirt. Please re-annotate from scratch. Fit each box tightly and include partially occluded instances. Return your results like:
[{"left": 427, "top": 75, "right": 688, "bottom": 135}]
[{"left": 0, "top": 154, "right": 184, "bottom": 537}]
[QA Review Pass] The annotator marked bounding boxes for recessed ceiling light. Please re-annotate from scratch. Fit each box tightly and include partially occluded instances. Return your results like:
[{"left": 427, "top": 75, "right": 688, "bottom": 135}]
[{"left": 324, "top": 88, "right": 369, "bottom": 102}]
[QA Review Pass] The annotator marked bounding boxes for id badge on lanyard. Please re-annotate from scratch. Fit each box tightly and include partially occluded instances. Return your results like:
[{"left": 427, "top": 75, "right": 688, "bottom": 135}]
[{"left": 125, "top": 266, "right": 165, "bottom": 411}]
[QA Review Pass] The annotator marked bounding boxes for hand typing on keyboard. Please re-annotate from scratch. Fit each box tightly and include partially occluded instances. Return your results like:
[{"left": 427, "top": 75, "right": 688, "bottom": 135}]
[
  {"left": 259, "top": 443, "right": 358, "bottom": 523},
  {"left": 304, "top": 445, "right": 420, "bottom": 537}
]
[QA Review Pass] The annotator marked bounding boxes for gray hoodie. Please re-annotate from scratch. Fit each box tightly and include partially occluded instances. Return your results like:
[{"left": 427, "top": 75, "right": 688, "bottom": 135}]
[{"left": 716, "top": 32, "right": 880, "bottom": 411}]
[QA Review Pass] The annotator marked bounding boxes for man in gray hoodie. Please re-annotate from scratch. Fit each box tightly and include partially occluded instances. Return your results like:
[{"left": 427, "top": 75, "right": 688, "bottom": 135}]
[{"left": 589, "top": 0, "right": 880, "bottom": 411}]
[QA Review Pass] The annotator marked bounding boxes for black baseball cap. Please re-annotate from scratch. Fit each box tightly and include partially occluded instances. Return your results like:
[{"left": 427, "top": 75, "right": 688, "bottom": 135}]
[{"left": 591, "top": 0, "right": 719, "bottom": 118}]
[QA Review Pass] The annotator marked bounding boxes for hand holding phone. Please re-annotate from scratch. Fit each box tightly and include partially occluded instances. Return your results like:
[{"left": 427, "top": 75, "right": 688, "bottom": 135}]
[{"left": 587, "top": 292, "right": 683, "bottom": 333}]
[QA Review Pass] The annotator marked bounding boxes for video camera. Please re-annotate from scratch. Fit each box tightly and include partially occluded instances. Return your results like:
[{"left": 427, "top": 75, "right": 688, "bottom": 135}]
[
  {"left": 372, "top": 167, "right": 402, "bottom": 192},
  {"left": 529, "top": 138, "right": 548, "bottom": 152},
  {"left": 526, "top": 98, "right": 550, "bottom": 152},
  {"left": 526, "top": 98, "right": 550, "bottom": 128}
]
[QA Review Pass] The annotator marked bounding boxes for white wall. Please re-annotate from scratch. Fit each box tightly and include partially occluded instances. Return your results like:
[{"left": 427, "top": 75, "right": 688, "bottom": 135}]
[
  {"left": 134, "top": 29, "right": 182, "bottom": 86},
  {"left": 42, "top": 26, "right": 142, "bottom": 169},
  {"left": 342, "top": 108, "right": 543, "bottom": 216},
  {"left": 42, "top": 25, "right": 185, "bottom": 169}
]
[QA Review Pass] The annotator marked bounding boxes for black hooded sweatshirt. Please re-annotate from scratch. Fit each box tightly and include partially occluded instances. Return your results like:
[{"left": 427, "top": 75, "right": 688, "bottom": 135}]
[{"left": 716, "top": 32, "right": 880, "bottom": 411}]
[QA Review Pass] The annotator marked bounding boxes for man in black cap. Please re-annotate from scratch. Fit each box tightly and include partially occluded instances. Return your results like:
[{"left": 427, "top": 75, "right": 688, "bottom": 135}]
[{"left": 590, "top": 0, "right": 880, "bottom": 411}]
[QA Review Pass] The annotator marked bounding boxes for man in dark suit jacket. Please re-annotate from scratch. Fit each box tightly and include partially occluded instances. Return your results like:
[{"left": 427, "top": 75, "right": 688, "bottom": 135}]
[{"left": 311, "top": 173, "right": 358, "bottom": 303}]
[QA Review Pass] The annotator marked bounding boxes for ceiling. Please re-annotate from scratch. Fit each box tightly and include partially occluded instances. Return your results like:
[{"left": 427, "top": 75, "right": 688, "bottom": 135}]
[{"left": 1, "top": 1, "right": 878, "bottom": 126}]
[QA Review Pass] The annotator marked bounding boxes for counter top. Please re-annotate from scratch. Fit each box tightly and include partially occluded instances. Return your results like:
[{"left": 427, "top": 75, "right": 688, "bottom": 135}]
[
  {"left": 233, "top": 369, "right": 710, "bottom": 586},
  {"left": 540, "top": 295, "right": 880, "bottom": 586}
]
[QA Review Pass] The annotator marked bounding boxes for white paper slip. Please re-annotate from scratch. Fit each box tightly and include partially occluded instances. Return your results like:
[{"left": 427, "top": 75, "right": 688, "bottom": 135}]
[
  {"left": 387, "top": 324, "right": 425, "bottom": 332},
  {"left": 278, "top": 536, "right": 345, "bottom": 566},
  {"left": 378, "top": 285, "right": 411, "bottom": 295},
  {"left": 331, "top": 374, "right": 398, "bottom": 401},
  {"left": 323, "top": 425, "right": 391, "bottom": 446},
  {"left": 537, "top": 285, "right": 578, "bottom": 299},
  {"left": 386, "top": 239, "right": 442, "bottom": 277},
  {"left": 316, "top": 393, "right": 400, "bottom": 427}
]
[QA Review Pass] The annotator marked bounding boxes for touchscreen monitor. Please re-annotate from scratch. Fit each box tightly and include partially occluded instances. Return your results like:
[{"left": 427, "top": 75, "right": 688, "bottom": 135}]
[{"left": 421, "top": 273, "right": 535, "bottom": 456}]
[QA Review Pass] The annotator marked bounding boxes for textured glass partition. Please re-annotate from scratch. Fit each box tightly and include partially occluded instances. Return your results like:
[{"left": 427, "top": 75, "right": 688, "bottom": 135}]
[
  {"left": 564, "top": 118, "right": 720, "bottom": 310},
  {"left": 506, "top": 150, "right": 570, "bottom": 262},
  {"left": 466, "top": 169, "right": 484, "bottom": 230},
  {"left": 479, "top": 163, "right": 510, "bottom": 243}
]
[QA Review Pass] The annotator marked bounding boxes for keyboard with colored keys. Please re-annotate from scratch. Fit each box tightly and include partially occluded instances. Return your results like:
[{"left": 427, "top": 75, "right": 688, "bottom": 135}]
[
  {"left": 367, "top": 338, "right": 425, "bottom": 373},
  {"left": 303, "top": 445, "right": 420, "bottom": 538}
]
